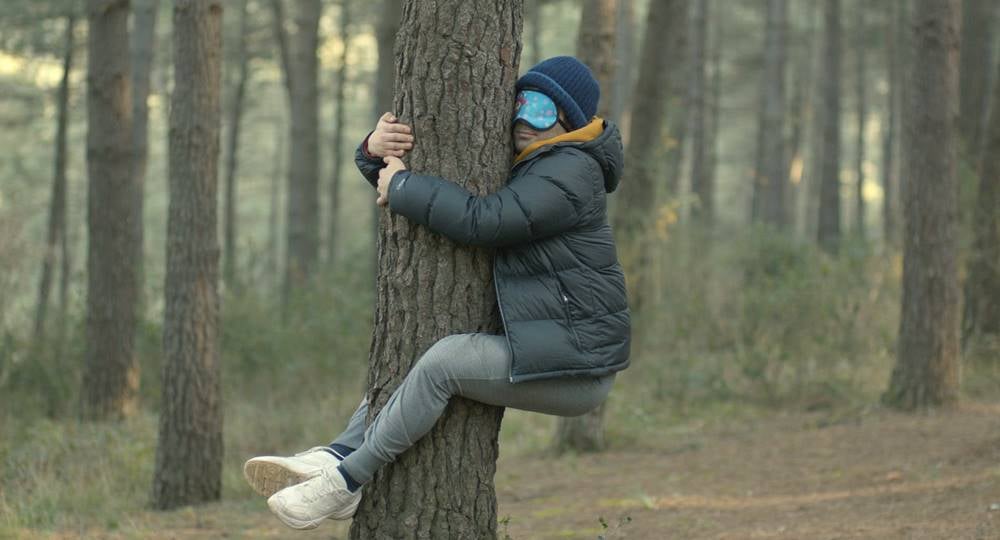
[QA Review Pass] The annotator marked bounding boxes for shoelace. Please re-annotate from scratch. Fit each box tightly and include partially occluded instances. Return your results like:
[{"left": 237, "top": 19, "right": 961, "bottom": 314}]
[{"left": 297, "top": 466, "right": 343, "bottom": 505}]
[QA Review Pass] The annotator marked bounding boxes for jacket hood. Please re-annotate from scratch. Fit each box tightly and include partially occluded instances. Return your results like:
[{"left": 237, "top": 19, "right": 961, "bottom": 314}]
[{"left": 513, "top": 117, "right": 624, "bottom": 193}]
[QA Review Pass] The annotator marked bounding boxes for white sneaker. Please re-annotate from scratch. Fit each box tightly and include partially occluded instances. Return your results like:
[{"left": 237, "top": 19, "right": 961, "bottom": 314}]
[
  {"left": 267, "top": 466, "right": 362, "bottom": 529},
  {"left": 243, "top": 446, "right": 340, "bottom": 497}
]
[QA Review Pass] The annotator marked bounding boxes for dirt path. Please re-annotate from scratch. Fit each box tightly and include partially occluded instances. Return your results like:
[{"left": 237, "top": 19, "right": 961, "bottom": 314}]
[{"left": 8, "top": 403, "right": 1000, "bottom": 539}]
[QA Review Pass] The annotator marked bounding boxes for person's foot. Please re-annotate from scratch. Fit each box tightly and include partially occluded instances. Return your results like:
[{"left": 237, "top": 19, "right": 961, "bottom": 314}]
[
  {"left": 267, "top": 466, "right": 362, "bottom": 529},
  {"left": 243, "top": 447, "right": 340, "bottom": 497}
]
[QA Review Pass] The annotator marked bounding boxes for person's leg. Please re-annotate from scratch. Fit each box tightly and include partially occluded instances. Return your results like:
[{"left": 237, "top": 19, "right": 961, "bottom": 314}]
[
  {"left": 328, "top": 397, "right": 368, "bottom": 458},
  {"left": 338, "top": 332, "right": 615, "bottom": 487}
]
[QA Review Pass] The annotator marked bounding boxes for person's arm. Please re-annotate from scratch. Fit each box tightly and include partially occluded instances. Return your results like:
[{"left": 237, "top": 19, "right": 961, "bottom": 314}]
[
  {"left": 386, "top": 150, "right": 597, "bottom": 248},
  {"left": 354, "top": 131, "right": 383, "bottom": 187}
]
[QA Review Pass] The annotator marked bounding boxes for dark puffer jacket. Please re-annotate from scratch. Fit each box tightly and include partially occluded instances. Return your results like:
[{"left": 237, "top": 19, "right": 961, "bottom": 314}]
[{"left": 355, "top": 118, "right": 630, "bottom": 382}]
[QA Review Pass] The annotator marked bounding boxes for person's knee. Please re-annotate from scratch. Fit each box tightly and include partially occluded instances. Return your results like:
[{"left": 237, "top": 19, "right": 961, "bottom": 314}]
[{"left": 412, "top": 334, "right": 466, "bottom": 381}]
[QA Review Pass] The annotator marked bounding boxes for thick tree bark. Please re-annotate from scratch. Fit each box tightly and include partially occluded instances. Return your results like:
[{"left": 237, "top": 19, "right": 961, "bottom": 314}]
[
  {"left": 554, "top": 0, "right": 617, "bottom": 455},
  {"left": 689, "top": 0, "right": 711, "bottom": 225},
  {"left": 83, "top": 0, "right": 140, "bottom": 421},
  {"left": 613, "top": 0, "right": 681, "bottom": 314},
  {"left": 327, "top": 0, "right": 351, "bottom": 266},
  {"left": 34, "top": 14, "right": 75, "bottom": 340},
  {"left": 817, "top": 0, "right": 842, "bottom": 253},
  {"left": 273, "top": 0, "right": 321, "bottom": 297},
  {"left": 151, "top": 0, "right": 224, "bottom": 510},
  {"left": 883, "top": 0, "right": 961, "bottom": 410},
  {"left": 753, "top": 0, "right": 787, "bottom": 227},
  {"left": 854, "top": 2, "right": 865, "bottom": 238},
  {"left": 964, "top": 38, "right": 1000, "bottom": 344},
  {"left": 224, "top": 0, "right": 250, "bottom": 289},
  {"left": 347, "top": 1, "right": 521, "bottom": 537}
]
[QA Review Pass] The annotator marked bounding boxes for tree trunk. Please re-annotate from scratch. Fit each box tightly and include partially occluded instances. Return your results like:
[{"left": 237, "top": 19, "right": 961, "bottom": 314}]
[
  {"left": 689, "top": 0, "right": 711, "bottom": 225},
  {"left": 612, "top": 0, "right": 635, "bottom": 131},
  {"left": 817, "top": 0, "right": 842, "bottom": 253},
  {"left": 963, "top": 33, "right": 1000, "bottom": 344},
  {"left": 347, "top": 1, "right": 521, "bottom": 537},
  {"left": 223, "top": 0, "right": 250, "bottom": 289},
  {"left": 882, "top": 0, "right": 899, "bottom": 246},
  {"left": 705, "top": 1, "right": 722, "bottom": 209},
  {"left": 528, "top": 0, "right": 541, "bottom": 66},
  {"left": 553, "top": 0, "right": 616, "bottom": 455},
  {"left": 273, "top": 0, "right": 321, "bottom": 298},
  {"left": 83, "top": 0, "right": 140, "bottom": 421},
  {"left": 883, "top": 0, "right": 961, "bottom": 410},
  {"left": 613, "top": 0, "right": 681, "bottom": 314},
  {"left": 151, "top": 0, "right": 224, "bottom": 510},
  {"left": 753, "top": 0, "right": 787, "bottom": 228},
  {"left": 327, "top": 0, "right": 351, "bottom": 266},
  {"left": 33, "top": 14, "right": 75, "bottom": 341},
  {"left": 268, "top": 124, "right": 284, "bottom": 294},
  {"left": 854, "top": 1, "right": 866, "bottom": 238},
  {"left": 132, "top": 0, "right": 159, "bottom": 313},
  {"left": 371, "top": 0, "right": 403, "bottom": 283},
  {"left": 959, "top": 0, "right": 995, "bottom": 156}
]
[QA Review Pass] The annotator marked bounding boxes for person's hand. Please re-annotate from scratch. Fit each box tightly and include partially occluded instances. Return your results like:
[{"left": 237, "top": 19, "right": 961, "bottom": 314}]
[
  {"left": 377, "top": 155, "right": 407, "bottom": 207},
  {"left": 367, "top": 112, "right": 414, "bottom": 158}
]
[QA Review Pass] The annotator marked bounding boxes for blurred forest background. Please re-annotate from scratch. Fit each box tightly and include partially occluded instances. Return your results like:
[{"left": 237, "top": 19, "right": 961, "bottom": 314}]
[{"left": 0, "top": 0, "right": 998, "bottom": 538}]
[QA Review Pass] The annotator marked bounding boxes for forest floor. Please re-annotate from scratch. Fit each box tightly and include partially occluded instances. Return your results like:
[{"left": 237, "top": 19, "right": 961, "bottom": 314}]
[{"left": 4, "top": 402, "right": 1000, "bottom": 540}]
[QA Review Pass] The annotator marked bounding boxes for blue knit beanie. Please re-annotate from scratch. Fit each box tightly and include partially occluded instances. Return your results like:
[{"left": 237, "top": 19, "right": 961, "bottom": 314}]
[{"left": 516, "top": 56, "right": 600, "bottom": 131}]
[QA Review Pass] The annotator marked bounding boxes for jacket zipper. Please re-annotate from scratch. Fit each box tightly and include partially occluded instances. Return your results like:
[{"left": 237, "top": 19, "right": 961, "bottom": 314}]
[{"left": 492, "top": 261, "right": 516, "bottom": 382}]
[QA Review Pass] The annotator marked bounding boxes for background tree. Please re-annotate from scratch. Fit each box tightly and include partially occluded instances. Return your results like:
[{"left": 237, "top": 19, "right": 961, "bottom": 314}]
[
  {"left": 326, "top": 0, "right": 351, "bottom": 266},
  {"left": 272, "top": 0, "right": 321, "bottom": 298},
  {"left": 964, "top": 40, "right": 1000, "bottom": 346},
  {"left": 223, "top": 0, "right": 250, "bottom": 289},
  {"left": 883, "top": 0, "right": 961, "bottom": 410},
  {"left": 613, "top": 0, "right": 681, "bottom": 314},
  {"left": 131, "top": 0, "right": 160, "bottom": 306},
  {"left": 33, "top": 13, "right": 75, "bottom": 341},
  {"left": 816, "top": 0, "right": 842, "bottom": 253},
  {"left": 881, "top": 0, "right": 900, "bottom": 245},
  {"left": 151, "top": 0, "right": 224, "bottom": 510},
  {"left": 553, "top": 0, "right": 616, "bottom": 455},
  {"left": 689, "top": 0, "right": 711, "bottom": 226},
  {"left": 959, "top": 0, "right": 996, "bottom": 158},
  {"left": 853, "top": 0, "right": 866, "bottom": 238},
  {"left": 752, "top": 0, "right": 787, "bottom": 228},
  {"left": 82, "top": 0, "right": 140, "bottom": 421},
  {"left": 347, "top": 1, "right": 521, "bottom": 537}
]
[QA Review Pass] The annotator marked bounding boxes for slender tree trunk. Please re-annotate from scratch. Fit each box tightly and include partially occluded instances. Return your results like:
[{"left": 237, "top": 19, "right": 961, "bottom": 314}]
[
  {"left": 883, "top": 0, "right": 961, "bottom": 410},
  {"left": 132, "top": 0, "right": 159, "bottom": 313},
  {"left": 327, "top": 0, "right": 351, "bottom": 266},
  {"left": 273, "top": 0, "right": 321, "bottom": 298},
  {"left": 83, "top": 0, "right": 140, "bottom": 421},
  {"left": 528, "top": 0, "right": 541, "bottom": 66},
  {"left": 613, "top": 0, "right": 681, "bottom": 314},
  {"left": 268, "top": 125, "right": 284, "bottom": 294},
  {"left": 689, "top": 0, "right": 711, "bottom": 225},
  {"left": 151, "top": 0, "right": 224, "bottom": 510},
  {"left": 612, "top": 0, "right": 635, "bottom": 128},
  {"left": 959, "top": 0, "right": 995, "bottom": 156},
  {"left": 705, "top": 2, "right": 722, "bottom": 207},
  {"left": 554, "top": 0, "right": 616, "bottom": 455},
  {"left": 964, "top": 36, "right": 1000, "bottom": 344},
  {"left": 786, "top": 0, "right": 814, "bottom": 236},
  {"left": 348, "top": 1, "right": 521, "bottom": 537},
  {"left": 34, "top": 14, "right": 75, "bottom": 341},
  {"left": 817, "top": 0, "right": 842, "bottom": 253},
  {"left": 753, "top": 0, "right": 787, "bottom": 227},
  {"left": 224, "top": 0, "right": 250, "bottom": 289},
  {"left": 882, "top": 0, "right": 899, "bottom": 246},
  {"left": 854, "top": 1, "right": 866, "bottom": 238}
]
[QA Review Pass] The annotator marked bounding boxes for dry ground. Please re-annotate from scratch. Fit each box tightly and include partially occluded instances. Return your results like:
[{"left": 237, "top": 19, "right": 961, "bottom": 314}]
[{"left": 4, "top": 403, "right": 999, "bottom": 540}]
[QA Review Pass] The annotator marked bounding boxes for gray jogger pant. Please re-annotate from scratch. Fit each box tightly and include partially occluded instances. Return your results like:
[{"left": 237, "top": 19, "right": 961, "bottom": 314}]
[{"left": 330, "top": 332, "right": 615, "bottom": 485}]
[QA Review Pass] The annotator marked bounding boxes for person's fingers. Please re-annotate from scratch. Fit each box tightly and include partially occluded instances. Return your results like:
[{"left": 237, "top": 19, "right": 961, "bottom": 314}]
[
  {"left": 382, "top": 132, "right": 414, "bottom": 142},
  {"left": 383, "top": 142, "right": 413, "bottom": 151},
  {"left": 379, "top": 112, "right": 396, "bottom": 124},
  {"left": 389, "top": 149, "right": 406, "bottom": 157},
  {"left": 383, "top": 123, "right": 411, "bottom": 134}
]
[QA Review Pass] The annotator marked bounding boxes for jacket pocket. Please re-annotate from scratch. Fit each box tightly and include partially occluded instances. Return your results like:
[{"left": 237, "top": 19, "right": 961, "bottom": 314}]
[{"left": 557, "top": 282, "right": 584, "bottom": 351}]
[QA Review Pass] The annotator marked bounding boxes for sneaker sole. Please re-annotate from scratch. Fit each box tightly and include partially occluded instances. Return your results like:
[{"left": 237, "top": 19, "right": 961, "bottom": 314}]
[{"left": 243, "top": 460, "right": 313, "bottom": 498}]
